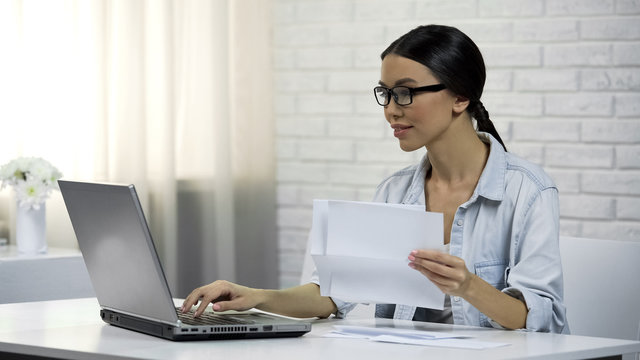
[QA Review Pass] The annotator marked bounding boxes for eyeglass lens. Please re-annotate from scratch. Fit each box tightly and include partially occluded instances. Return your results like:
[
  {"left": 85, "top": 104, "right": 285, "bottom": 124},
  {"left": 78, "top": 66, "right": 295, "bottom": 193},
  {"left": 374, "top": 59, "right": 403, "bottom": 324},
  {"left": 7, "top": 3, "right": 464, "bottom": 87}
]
[{"left": 374, "top": 86, "right": 413, "bottom": 106}]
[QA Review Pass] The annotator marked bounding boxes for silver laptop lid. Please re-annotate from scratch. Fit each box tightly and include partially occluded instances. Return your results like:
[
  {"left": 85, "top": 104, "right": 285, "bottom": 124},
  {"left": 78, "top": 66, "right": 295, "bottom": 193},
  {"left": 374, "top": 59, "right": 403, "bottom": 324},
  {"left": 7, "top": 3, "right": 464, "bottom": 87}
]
[{"left": 59, "top": 180, "right": 178, "bottom": 324}]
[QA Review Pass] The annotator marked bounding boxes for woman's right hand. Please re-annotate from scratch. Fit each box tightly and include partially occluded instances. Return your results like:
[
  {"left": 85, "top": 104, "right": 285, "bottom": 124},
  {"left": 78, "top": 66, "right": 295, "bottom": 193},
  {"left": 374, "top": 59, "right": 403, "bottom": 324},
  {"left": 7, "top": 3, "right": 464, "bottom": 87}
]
[{"left": 180, "top": 280, "right": 264, "bottom": 317}]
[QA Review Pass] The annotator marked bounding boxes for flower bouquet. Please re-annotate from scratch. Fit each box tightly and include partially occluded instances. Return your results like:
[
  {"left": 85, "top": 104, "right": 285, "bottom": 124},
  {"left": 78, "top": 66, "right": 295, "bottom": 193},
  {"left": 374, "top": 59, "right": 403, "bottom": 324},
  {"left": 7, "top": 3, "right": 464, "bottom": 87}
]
[
  {"left": 0, "top": 157, "right": 62, "bottom": 254},
  {"left": 0, "top": 157, "right": 63, "bottom": 210}
]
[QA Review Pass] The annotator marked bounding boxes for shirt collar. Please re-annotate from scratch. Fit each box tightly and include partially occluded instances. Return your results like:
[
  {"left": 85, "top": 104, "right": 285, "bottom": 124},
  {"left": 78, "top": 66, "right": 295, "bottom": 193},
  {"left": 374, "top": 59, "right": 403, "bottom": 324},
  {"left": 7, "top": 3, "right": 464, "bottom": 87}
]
[
  {"left": 409, "top": 132, "right": 506, "bottom": 204},
  {"left": 474, "top": 132, "right": 506, "bottom": 202}
]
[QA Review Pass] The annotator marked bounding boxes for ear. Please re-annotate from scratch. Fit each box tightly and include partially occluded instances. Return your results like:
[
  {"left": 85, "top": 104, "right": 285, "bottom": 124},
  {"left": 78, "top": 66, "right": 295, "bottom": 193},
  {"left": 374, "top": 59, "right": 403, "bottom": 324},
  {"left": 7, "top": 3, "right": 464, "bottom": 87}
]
[{"left": 452, "top": 95, "right": 470, "bottom": 115}]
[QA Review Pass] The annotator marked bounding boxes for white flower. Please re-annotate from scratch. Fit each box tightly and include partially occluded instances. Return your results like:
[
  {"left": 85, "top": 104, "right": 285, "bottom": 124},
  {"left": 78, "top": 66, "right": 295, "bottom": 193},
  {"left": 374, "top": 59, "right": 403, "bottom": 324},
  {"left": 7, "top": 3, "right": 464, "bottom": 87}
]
[
  {"left": 15, "top": 178, "right": 49, "bottom": 210},
  {"left": 0, "top": 157, "right": 63, "bottom": 210}
]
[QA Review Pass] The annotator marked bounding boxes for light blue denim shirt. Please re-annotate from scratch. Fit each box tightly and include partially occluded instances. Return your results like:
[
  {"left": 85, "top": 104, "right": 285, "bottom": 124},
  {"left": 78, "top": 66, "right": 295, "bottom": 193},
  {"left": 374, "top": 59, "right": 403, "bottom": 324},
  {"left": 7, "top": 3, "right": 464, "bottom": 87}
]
[{"left": 311, "top": 133, "right": 569, "bottom": 334}]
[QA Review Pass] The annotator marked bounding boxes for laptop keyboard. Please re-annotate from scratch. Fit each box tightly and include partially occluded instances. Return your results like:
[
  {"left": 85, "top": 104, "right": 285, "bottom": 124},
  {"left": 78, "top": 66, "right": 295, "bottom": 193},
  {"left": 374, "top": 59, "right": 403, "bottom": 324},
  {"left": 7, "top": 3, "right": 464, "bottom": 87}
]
[{"left": 176, "top": 308, "right": 255, "bottom": 326}]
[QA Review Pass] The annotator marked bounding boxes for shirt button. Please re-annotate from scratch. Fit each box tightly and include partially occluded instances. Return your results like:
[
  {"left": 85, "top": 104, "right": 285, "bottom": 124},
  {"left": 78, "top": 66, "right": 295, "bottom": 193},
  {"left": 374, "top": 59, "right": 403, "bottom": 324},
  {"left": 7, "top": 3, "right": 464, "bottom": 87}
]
[
  {"left": 456, "top": 219, "right": 464, "bottom": 226},
  {"left": 453, "top": 296, "right": 461, "bottom": 302}
]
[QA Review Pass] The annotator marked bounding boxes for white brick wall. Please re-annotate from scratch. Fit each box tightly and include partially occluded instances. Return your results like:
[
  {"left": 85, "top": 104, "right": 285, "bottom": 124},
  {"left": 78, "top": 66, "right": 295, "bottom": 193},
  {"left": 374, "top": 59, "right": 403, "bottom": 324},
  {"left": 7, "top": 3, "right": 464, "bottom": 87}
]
[{"left": 272, "top": 0, "right": 640, "bottom": 288}]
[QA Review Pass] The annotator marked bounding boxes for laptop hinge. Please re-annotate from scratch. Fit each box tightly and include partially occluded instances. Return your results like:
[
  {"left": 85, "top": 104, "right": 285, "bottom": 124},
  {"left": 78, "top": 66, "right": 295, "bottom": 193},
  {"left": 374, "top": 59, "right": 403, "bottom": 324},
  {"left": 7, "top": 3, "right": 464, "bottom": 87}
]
[{"left": 101, "top": 306, "right": 182, "bottom": 327}]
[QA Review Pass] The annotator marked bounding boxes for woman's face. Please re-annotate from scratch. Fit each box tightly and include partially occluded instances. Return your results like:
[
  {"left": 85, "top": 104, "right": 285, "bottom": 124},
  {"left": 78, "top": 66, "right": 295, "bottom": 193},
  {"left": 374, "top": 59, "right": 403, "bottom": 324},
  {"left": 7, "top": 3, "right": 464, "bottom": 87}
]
[{"left": 379, "top": 54, "right": 458, "bottom": 152}]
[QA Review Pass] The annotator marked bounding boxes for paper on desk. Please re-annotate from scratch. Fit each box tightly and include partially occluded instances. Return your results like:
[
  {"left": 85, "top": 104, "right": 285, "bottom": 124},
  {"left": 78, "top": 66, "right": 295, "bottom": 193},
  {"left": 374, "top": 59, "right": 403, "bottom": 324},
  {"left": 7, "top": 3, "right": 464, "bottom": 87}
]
[
  {"left": 330, "top": 325, "right": 469, "bottom": 339},
  {"left": 326, "top": 325, "right": 510, "bottom": 349},
  {"left": 310, "top": 200, "right": 445, "bottom": 309},
  {"left": 370, "top": 335, "right": 510, "bottom": 349}
]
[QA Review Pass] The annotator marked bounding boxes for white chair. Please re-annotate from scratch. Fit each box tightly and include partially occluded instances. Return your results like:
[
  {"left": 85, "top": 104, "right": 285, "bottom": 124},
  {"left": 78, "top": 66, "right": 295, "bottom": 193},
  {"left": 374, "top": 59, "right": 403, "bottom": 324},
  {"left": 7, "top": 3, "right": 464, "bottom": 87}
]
[{"left": 560, "top": 236, "right": 640, "bottom": 360}]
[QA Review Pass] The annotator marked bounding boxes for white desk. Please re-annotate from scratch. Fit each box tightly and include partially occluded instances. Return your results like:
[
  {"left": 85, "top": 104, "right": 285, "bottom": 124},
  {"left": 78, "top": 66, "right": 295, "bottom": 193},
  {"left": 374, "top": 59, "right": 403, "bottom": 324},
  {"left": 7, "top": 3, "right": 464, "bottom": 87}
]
[
  {"left": 0, "top": 246, "right": 95, "bottom": 303},
  {"left": 0, "top": 298, "right": 639, "bottom": 360}
]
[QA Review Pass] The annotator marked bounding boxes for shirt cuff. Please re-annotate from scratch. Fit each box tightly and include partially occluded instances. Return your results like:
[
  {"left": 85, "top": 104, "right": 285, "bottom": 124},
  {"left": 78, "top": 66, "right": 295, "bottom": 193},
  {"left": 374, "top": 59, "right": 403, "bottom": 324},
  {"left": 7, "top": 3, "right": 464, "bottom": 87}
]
[
  {"left": 309, "top": 277, "right": 356, "bottom": 318},
  {"left": 501, "top": 286, "right": 552, "bottom": 332}
]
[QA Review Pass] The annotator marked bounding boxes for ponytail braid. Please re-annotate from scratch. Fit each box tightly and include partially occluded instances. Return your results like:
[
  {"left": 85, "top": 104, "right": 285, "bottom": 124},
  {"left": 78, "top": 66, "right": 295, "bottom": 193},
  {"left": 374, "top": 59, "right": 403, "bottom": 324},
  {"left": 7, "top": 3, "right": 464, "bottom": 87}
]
[{"left": 470, "top": 101, "right": 507, "bottom": 152}]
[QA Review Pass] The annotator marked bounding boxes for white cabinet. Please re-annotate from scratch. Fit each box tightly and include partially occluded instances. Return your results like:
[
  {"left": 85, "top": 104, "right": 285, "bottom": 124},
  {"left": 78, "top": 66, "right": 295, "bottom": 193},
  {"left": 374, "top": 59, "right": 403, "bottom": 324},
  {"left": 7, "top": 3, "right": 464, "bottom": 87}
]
[{"left": 0, "top": 246, "right": 94, "bottom": 303}]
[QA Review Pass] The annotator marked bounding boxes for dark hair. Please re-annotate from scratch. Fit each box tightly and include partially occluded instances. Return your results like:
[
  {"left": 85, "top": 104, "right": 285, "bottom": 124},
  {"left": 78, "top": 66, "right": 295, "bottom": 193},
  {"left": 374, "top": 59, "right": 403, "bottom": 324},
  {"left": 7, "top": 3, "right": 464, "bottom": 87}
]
[{"left": 381, "top": 25, "right": 507, "bottom": 152}]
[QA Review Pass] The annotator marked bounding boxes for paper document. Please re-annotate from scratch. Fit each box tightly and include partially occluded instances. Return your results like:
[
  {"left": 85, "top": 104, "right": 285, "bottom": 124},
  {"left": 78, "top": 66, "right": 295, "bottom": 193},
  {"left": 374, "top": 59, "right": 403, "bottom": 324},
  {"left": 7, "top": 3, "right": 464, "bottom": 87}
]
[
  {"left": 310, "top": 200, "right": 445, "bottom": 309},
  {"left": 331, "top": 325, "right": 469, "bottom": 339},
  {"left": 326, "top": 325, "right": 510, "bottom": 349}
]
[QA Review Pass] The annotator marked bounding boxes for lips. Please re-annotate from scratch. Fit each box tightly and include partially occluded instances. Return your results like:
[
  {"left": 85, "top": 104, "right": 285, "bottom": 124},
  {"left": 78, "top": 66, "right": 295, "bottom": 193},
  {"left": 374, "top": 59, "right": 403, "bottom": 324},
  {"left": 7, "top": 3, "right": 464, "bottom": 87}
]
[{"left": 391, "top": 124, "right": 413, "bottom": 138}]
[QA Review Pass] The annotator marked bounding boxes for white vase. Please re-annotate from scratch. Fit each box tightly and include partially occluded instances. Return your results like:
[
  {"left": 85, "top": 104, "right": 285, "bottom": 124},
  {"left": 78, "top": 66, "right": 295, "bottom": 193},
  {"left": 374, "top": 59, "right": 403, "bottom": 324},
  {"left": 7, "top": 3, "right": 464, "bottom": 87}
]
[{"left": 16, "top": 202, "right": 47, "bottom": 254}]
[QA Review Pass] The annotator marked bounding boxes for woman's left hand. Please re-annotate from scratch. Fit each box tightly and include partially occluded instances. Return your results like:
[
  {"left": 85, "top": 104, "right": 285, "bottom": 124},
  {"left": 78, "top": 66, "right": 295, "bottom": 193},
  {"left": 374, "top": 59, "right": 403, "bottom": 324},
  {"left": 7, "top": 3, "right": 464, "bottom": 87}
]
[{"left": 408, "top": 249, "right": 475, "bottom": 298}]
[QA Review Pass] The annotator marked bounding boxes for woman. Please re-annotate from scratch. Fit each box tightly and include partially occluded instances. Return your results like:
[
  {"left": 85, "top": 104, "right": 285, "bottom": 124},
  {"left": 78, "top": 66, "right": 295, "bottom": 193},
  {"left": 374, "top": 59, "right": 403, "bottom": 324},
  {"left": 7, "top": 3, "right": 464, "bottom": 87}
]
[{"left": 181, "top": 25, "right": 568, "bottom": 333}]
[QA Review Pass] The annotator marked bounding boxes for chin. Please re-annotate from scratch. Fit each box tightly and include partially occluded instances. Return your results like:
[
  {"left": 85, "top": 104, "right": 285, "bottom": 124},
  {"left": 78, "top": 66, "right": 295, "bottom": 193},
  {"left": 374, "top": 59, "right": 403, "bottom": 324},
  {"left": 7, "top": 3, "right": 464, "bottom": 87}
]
[{"left": 398, "top": 141, "right": 422, "bottom": 152}]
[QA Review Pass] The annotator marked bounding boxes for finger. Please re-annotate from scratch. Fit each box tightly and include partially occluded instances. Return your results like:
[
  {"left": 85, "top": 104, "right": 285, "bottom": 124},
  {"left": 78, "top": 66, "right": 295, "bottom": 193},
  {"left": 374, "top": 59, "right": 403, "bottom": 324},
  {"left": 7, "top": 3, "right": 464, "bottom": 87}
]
[
  {"left": 211, "top": 298, "right": 249, "bottom": 313},
  {"left": 181, "top": 291, "right": 202, "bottom": 313},
  {"left": 194, "top": 299, "right": 211, "bottom": 317},
  {"left": 412, "top": 257, "right": 455, "bottom": 278},
  {"left": 422, "top": 268, "right": 454, "bottom": 287},
  {"left": 408, "top": 263, "right": 449, "bottom": 292},
  {"left": 410, "top": 263, "right": 457, "bottom": 293},
  {"left": 411, "top": 249, "right": 453, "bottom": 265},
  {"left": 414, "top": 250, "right": 468, "bottom": 274},
  {"left": 194, "top": 292, "right": 227, "bottom": 317},
  {"left": 409, "top": 261, "right": 448, "bottom": 284},
  {"left": 211, "top": 300, "right": 230, "bottom": 312},
  {"left": 193, "top": 290, "right": 228, "bottom": 317}
]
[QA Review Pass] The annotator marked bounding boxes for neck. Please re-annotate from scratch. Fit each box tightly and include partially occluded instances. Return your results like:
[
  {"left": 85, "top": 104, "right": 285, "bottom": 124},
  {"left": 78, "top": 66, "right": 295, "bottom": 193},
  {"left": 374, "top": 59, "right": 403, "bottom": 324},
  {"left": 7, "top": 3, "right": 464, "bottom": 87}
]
[{"left": 426, "top": 116, "right": 489, "bottom": 184}]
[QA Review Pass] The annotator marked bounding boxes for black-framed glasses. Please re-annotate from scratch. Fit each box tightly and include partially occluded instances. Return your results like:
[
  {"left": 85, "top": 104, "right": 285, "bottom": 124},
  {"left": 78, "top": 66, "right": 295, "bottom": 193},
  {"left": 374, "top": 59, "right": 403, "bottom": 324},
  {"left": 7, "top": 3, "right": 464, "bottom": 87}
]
[{"left": 373, "top": 84, "right": 446, "bottom": 106}]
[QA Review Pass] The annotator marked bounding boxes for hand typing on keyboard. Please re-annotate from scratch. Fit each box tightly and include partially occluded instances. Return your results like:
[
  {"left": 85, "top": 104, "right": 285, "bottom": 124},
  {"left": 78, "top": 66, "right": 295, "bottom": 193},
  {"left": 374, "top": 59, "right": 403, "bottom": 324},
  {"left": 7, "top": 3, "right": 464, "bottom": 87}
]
[
  {"left": 181, "top": 280, "right": 263, "bottom": 317},
  {"left": 181, "top": 279, "right": 337, "bottom": 319}
]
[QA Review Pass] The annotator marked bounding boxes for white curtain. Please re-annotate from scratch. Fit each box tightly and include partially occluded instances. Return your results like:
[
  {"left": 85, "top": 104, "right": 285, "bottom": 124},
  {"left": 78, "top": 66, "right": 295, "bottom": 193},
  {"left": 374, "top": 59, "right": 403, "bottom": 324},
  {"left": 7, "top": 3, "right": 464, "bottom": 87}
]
[{"left": 0, "top": 0, "right": 278, "bottom": 295}]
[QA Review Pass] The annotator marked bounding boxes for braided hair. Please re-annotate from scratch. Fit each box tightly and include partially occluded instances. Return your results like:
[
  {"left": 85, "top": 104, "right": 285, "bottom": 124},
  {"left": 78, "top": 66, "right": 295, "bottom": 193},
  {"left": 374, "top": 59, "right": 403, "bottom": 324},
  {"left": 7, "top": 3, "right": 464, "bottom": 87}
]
[{"left": 381, "top": 25, "right": 507, "bottom": 152}]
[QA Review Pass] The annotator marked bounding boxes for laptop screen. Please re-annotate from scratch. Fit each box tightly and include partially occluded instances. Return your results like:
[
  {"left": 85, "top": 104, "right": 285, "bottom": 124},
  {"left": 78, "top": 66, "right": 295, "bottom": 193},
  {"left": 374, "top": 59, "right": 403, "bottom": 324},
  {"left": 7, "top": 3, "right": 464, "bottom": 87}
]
[{"left": 59, "top": 181, "right": 179, "bottom": 324}]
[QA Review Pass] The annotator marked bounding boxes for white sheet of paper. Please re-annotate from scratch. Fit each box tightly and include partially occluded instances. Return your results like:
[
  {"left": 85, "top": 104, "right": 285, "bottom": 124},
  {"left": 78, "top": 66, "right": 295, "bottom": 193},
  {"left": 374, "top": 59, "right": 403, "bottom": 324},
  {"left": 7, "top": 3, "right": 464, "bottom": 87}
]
[
  {"left": 325, "top": 325, "right": 510, "bottom": 349},
  {"left": 326, "top": 200, "right": 440, "bottom": 259},
  {"left": 331, "top": 325, "right": 470, "bottom": 339},
  {"left": 370, "top": 335, "right": 510, "bottom": 349},
  {"left": 311, "top": 200, "right": 445, "bottom": 309},
  {"left": 310, "top": 200, "right": 329, "bottom": 256},
  {"left": 312, "top": 255, "right": 444, "bottom": 308}
]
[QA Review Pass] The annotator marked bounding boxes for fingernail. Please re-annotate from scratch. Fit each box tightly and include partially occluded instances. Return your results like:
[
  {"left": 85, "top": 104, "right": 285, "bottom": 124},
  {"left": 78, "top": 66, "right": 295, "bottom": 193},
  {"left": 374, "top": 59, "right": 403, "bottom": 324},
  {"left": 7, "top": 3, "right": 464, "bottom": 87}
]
[
  {"left": 408, "top": 255, "right": 415, "bottom": 261},
  {"left": 410, "top": 250, "right": 417, "bottom": 255},
  {"left": 408, "top": 262, "right": 415, "bottom": 269}
]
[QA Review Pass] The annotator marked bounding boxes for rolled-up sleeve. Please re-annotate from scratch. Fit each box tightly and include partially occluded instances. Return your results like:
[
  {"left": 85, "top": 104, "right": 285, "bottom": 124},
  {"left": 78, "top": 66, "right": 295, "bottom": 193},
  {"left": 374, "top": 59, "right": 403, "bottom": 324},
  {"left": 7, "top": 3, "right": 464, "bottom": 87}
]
[{"left": 501, "top": 187, "right": 569, "bottom": 333}]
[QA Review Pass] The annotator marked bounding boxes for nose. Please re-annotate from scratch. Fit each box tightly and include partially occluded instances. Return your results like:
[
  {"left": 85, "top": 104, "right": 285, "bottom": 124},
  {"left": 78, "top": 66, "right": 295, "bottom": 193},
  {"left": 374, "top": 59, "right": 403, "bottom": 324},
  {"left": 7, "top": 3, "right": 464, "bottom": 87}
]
[{"left": 383, "top": 99, "right": 403, "bottom": 122}]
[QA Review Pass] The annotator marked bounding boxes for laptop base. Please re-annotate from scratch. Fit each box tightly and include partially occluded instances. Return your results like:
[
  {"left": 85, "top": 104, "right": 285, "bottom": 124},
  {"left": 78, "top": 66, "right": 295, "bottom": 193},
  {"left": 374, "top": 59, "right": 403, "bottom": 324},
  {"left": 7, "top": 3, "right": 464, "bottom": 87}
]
[{"left": 100, "top": 309, "right": 309, "bottom": 341}]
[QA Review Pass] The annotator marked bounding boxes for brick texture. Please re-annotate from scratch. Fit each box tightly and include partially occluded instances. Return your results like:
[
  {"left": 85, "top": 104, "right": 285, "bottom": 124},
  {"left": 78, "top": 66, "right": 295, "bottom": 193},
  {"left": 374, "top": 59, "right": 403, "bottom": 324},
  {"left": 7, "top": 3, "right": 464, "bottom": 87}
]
[{"left": 273, "top": 0, "right": 640, "bottom": 288}]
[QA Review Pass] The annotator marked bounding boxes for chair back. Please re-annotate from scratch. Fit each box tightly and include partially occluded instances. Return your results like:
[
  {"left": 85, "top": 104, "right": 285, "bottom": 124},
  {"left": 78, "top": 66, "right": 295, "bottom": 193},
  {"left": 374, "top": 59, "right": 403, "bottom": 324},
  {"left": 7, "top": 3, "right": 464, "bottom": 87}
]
[{"left": 560, "top": 236, "right": 640, "bottom": 346}]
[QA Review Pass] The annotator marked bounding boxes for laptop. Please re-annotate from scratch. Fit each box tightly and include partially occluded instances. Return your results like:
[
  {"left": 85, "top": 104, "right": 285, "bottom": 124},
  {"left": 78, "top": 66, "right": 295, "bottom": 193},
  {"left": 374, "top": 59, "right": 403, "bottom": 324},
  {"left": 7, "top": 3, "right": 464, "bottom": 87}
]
[{"left": 58, "top": 180, "right": 311, "bottom": 341}]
